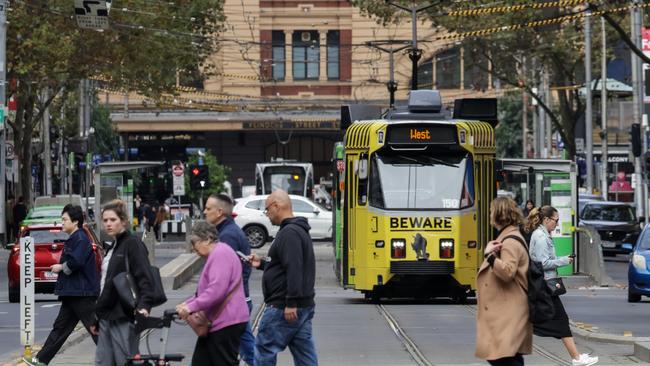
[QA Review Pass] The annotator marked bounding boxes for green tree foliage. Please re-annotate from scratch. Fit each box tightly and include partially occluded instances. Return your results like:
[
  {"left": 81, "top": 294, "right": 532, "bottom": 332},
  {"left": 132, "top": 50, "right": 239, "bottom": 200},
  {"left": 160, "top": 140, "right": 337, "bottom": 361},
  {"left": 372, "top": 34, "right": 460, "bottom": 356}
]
[
  {"left": 91, "top": 105, "right": 120, "bottom": 157},
  {"left": 496, "top": 93, "right": 527, "bottom": 158},
  {"left": 7, "top": 0, "right": 225, "bottom": 204},
  {"left": 184, "top": 151, "right": 231, "bottom": 204},
  {"left": 352, "top": 0, "right": 641, "bottom": 159}
]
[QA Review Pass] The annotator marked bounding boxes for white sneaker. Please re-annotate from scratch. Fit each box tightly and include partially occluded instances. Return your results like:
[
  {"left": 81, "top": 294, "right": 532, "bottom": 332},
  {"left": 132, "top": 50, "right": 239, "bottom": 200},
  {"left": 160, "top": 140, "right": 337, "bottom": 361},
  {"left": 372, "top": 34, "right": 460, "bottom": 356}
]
[{"left": 572, "top": 353, "right": 599, "bottom": 366}]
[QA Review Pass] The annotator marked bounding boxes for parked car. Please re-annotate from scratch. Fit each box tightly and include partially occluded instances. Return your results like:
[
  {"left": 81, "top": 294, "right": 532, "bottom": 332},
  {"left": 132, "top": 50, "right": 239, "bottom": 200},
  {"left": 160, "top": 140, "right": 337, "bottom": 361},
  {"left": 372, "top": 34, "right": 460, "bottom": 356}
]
[
  {"left": 233, "top": 194, "right": 332, "bottom": 248},
  {"left": 21, "top": 205, "right": 66, "bottom": 226},
  {"left": 579, "top": 201, "right": 640, "bottom": 255},
  {"left": 7, "top": 223, "right": 103, "bottom": 303},
  {"left": 578, "top": 193, "right": 604, "bottom": 216},
  {"left": 627, "top": 225, "right": 650, "bottom": 302}
]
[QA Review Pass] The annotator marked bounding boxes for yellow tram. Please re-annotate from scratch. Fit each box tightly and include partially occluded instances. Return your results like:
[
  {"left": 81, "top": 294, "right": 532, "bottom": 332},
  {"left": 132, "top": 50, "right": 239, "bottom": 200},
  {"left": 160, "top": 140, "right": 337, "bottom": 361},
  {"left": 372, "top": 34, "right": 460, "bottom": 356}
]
[{"left": 333, "top": 90, "right": 498, "bottom": 301}]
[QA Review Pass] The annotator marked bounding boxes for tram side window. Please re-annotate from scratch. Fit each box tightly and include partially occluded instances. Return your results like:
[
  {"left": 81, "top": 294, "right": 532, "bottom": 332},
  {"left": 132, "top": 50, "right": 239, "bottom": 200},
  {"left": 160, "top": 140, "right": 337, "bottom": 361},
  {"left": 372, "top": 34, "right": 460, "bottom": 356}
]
[
  {"left": 460, "top": 157, "right": 475, "bottom": 208},
  {"left": 369, "top": 157, "right": 384, "bottom": 208},
  {"left": 357, "top": 154, "right": 369, "bottom": 206}
]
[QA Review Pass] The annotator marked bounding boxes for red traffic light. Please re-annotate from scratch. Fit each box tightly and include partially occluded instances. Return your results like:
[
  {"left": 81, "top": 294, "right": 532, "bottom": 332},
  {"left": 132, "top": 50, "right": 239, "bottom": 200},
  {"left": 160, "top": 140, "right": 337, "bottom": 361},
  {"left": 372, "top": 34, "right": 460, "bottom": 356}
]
[{"left": 192, "top": 168, "right": 200, "bottom": 176}]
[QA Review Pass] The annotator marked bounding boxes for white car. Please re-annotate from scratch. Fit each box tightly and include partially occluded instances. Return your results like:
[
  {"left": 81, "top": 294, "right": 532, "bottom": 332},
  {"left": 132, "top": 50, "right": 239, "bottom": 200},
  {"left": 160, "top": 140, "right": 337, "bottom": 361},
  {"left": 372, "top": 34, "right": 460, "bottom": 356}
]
[{"left": 233, "top": 194, "right": 332, "bottom": 248}]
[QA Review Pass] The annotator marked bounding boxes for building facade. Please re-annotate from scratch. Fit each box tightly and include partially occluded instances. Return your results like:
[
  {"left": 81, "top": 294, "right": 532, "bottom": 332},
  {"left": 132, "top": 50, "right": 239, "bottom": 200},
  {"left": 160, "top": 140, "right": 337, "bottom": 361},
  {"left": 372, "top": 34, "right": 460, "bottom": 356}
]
[{"left": 109, "top": 0, "right": 500, "bottom": 197}]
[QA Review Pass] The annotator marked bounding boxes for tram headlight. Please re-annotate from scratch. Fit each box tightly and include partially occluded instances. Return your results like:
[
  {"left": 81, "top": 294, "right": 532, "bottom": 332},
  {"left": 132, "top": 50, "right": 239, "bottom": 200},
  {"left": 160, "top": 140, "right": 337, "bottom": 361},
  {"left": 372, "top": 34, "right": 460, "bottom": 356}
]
[
  {"left": 440, "top": 239, "right": 455, "bottom": 259},
  {"left": 375, "top": 240, "right": 385, "bottom": 248},
  {"left": 391, "top": 239, "right": 406, "bottom": 258}
]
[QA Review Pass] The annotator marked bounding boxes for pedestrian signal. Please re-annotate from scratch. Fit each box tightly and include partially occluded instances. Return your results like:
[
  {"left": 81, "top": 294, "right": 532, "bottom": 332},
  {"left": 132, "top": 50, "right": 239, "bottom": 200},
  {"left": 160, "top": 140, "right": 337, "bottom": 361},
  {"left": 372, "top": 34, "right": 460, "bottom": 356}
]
[
  {"left": 189, "top": 165, "right": 209, "bottom": 190},
  {"left": 630, "top": 123, "right": 641, "bottom": 157}
]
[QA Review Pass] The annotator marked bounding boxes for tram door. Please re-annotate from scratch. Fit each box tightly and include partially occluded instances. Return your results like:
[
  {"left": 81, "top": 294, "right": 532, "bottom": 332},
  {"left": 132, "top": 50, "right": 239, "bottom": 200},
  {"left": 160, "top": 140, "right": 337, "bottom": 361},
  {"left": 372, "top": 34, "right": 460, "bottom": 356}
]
[{"left": 345, "top": 154, "right": 357, "bottom": 286}]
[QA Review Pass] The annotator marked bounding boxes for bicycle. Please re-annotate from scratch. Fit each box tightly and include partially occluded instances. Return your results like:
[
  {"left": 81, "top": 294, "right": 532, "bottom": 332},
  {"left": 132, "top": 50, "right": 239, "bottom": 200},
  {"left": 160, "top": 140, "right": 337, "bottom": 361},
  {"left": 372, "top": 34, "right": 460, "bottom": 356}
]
[{"left": 126, "top": 309, "right": 185, "bottom": 366}]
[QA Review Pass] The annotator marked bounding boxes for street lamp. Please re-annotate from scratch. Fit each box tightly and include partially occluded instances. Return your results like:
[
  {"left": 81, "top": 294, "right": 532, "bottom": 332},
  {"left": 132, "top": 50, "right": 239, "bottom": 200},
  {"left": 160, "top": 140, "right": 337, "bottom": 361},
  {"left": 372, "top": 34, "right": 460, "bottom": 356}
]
[
  {"left": 385, "top": 1, "right": 439, "bottom": 90},
  {"left": 366, "top": 40, "right": 411, "bottom": 108}
]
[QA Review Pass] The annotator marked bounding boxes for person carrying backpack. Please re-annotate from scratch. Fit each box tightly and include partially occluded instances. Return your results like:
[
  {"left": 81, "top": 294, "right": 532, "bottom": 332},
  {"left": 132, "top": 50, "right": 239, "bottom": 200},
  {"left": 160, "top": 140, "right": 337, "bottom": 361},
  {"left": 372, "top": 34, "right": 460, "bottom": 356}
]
[
  {"left": 525, "top": 206, "right": 598, "bottom": 366},
  {"left": 476, "top": 197, "right": 532, "bottom": 366}
]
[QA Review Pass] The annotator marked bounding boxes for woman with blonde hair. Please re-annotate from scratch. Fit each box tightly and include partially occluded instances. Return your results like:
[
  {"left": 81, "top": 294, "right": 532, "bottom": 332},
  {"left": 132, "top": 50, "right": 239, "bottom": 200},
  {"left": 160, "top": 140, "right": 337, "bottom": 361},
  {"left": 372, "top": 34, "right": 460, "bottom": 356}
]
[
  {"left": 525, "top": 206, "right": 598, "bottom": 366},
  {"left": 476, "top": 196, "right": 532, "bottom": 366}
]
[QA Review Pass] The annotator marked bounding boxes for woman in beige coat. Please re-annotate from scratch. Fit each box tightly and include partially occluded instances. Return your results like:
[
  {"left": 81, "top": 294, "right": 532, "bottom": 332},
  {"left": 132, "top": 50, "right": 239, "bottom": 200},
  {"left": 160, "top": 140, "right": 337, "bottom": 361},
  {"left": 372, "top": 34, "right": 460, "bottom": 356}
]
[{"left": 476, "top": 197, "right": 532, "bottom": 366}]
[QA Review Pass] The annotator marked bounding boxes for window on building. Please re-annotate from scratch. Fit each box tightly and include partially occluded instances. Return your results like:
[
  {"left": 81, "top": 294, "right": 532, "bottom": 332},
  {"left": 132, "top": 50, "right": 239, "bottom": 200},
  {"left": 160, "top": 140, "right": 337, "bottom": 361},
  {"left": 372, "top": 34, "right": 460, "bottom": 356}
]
[
  {"left": 272, "top": 30, "right": 285, "bottom": 81},
  {"left": 293, "top": 30, "right": 320, "bottom": 80},
  {"left": 417, "top": 58, "right": 433, "bottom": 89},
  {"left": 327, "top": 30, "right": 340, "bottom": 80},
  {"left": 464, "top": 53, "right": 489, "bottom": 91},
  {"left": 435, "top": 48, "right": 460, "bottom": 89}
]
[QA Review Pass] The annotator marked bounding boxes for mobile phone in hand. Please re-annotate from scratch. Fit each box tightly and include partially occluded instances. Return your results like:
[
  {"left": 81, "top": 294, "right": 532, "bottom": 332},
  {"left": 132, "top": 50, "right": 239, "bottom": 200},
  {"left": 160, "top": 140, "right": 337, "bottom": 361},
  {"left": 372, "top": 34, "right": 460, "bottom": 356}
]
[{"left": 236, "top": 251, "right": 250, "bottom": 263}]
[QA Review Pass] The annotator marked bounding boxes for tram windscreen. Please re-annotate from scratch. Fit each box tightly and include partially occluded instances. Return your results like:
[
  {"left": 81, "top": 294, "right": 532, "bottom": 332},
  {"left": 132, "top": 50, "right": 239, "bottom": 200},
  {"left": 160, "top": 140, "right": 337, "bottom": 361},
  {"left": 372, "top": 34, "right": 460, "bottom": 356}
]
[
  {"left": 263, "top": 166, "right": 306, "bottom": 195},
  {"left": 369, "top": 153, "right": 474, "bottom": 210}
]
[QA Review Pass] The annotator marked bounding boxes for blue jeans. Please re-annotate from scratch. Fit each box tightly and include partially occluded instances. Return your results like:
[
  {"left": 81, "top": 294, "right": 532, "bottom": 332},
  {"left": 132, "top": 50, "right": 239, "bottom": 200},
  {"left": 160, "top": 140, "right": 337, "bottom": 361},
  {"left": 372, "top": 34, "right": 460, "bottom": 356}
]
[
  {"left": 240, "top": 300, "right": 256, "bottom": 365},
  {"left": 254, "top": 305, "right": 317, "bottom": 366}
]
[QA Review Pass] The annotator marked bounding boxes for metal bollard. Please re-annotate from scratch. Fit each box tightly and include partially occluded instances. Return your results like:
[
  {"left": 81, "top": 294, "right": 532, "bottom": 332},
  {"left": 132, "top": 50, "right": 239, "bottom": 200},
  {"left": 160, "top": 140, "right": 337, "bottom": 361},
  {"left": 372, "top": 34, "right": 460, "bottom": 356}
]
[
  {"left": 184, "top": 215, "right": 193, "bottom": 253},
  {"left": 142, "top": 229, "right": 156, "bottom": 265}
]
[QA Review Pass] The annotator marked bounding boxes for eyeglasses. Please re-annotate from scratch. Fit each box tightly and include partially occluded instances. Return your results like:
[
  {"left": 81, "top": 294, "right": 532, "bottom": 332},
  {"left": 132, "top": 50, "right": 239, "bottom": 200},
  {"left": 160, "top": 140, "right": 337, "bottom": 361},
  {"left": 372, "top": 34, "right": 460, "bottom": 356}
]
[
  {"left": 548, "top": 217, "right": 560, "bottom": 223},
  {"left": 263, "top": 202, "right": 276, "bottom": 215}
]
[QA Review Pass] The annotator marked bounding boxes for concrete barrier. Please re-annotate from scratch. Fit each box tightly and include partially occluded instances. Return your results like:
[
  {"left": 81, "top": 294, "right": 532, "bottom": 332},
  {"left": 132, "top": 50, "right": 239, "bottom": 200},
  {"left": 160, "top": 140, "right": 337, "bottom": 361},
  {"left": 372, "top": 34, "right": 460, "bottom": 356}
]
[
  {"left": 634, "top": 342, "right": 650, "bottom": 362},
  {"left": 576, "top": 226, "right": 615, "bottom": 287},
  {"left": 159, "top": 253, "right": 205, "bottom": 291}
]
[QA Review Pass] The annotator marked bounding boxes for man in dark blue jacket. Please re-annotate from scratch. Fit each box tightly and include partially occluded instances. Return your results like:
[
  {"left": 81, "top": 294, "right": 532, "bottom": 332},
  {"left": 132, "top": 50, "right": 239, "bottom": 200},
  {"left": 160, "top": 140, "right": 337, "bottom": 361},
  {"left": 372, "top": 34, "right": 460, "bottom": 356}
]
[
  {"left": 24, "top": 205, "right": 100, "bottom": 366},
  {"left": 204, "top": 193, "right": 254, "bottom": 365}
]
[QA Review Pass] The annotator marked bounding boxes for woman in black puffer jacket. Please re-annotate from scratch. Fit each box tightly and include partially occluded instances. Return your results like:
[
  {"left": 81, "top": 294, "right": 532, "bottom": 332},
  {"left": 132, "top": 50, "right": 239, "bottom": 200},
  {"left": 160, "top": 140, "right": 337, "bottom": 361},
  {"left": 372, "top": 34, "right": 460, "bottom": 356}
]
[{"left": 94, "top": 199, "right": 155, "bottom": 366}]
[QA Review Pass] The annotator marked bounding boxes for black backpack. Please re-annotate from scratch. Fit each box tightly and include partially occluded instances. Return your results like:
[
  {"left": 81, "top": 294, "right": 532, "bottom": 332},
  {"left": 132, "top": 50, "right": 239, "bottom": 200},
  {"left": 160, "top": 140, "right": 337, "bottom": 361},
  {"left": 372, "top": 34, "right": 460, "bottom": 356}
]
[{"left": 504, "top": 234, "right": 555, "bottom": 324}]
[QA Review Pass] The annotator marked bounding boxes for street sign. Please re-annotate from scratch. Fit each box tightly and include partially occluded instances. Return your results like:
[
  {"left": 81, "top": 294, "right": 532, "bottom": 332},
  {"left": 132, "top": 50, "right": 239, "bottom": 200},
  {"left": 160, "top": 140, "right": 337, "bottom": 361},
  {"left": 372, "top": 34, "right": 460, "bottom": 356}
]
[
  {"left": 5, "top": 140, "right": 13, "bottom": 160},
  {"left": 0, "top": 107, "right": 4, "bottom": 127},
  {"left": 575, "top": 138, "right": 585, "bottom": 154},
  {"left": 74, "top": 0, "right": 109, "bottom": 30},
  {"left": 20, "top": 236, "right": 34, "bottom": 347},
  {"left": 172, "top": 162, "right": 185, "bottom": 196}
]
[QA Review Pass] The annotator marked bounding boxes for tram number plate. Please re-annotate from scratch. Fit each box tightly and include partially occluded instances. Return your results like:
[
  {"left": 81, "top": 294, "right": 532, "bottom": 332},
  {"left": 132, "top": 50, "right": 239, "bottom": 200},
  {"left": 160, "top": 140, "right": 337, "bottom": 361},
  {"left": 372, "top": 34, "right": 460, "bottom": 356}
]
[{"left": 601, "top": 241, "right": 616, "bottom": 248}]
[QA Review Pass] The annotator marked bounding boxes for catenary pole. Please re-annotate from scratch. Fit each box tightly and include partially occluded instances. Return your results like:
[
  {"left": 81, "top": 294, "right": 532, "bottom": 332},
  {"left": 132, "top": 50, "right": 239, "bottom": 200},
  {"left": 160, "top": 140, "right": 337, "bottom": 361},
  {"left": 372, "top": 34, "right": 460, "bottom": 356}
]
[
  {"left": 584, "top": 9, "right": 594, "bottom": 192},
  {"left": 601, "top": 17, "right": 608, "bottom": 200},
  {"left": 0, "top": 0, "right": 7, "bottom": 244},
  {"left": 631, "top": 1, "right": 644, "bottom": 218}
]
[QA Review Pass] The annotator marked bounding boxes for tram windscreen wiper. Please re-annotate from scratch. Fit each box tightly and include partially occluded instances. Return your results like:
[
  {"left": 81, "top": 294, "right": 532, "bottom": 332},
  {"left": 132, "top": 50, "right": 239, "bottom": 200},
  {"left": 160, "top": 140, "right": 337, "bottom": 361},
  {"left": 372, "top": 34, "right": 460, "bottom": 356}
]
[{"left": 395, "top": 155, "right": 458, "bottom": 168}]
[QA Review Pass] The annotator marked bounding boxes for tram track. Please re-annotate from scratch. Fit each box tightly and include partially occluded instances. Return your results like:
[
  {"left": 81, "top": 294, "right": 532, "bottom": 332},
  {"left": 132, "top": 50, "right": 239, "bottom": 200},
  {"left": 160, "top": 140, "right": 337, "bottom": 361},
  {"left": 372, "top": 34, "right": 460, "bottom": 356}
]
[
  {"left": 462, "top": 305, "right": 571, "bottom": 366},
  {"left": 376, "top": 304, "right": 434, "bottom": 366}
]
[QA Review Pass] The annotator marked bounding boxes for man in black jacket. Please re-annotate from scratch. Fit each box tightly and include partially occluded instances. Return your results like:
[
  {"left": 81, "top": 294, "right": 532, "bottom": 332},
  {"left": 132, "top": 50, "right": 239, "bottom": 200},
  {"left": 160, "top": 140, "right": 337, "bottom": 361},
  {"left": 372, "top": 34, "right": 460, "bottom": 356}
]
[
  {"left": 250, "top": 190, "right": 317, "bottom": 366},
  {"left": 24, "top": 205, "right": 100, "bottom": 366}
]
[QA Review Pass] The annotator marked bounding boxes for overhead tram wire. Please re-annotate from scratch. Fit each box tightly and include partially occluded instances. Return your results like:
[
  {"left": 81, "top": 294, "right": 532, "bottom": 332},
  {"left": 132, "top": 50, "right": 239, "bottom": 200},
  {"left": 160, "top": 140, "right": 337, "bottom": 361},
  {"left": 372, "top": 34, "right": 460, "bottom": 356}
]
[{"left": 17, "top": 0, "right": 640, "bottom": 54}]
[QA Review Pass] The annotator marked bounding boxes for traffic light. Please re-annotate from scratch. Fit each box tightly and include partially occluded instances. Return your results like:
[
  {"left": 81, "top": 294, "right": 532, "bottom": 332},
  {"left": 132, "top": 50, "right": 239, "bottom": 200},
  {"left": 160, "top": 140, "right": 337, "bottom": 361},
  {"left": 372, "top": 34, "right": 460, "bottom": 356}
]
[
  {"left": 645, "top": 151, "right": 650, "bottom": 180},
  {"left": 189, "top": 165, "right": 209, "bottom": 190},
  {"left": 630, "top": 123, "right": 642, "bottom": 157}
]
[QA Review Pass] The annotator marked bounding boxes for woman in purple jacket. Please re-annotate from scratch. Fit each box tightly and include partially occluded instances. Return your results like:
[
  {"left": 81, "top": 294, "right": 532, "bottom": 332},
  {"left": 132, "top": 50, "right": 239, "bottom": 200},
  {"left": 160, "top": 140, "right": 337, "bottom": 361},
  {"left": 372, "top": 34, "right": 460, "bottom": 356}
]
[{"left": 176, "top": 220, "right": 249, "bottom": 366}]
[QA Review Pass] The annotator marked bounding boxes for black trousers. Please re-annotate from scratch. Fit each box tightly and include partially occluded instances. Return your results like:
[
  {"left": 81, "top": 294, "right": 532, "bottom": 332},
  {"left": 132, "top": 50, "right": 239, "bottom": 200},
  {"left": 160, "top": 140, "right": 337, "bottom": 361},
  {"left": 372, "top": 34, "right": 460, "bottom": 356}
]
[
  {"left": 191, "top": 322, "right": 247, "bottom": 366},
  {"left": 37, "top": 296, "right": 98, "bottom": 364},
  {"left": 488, "top": 354, "right": 524, "bottom": 366}
]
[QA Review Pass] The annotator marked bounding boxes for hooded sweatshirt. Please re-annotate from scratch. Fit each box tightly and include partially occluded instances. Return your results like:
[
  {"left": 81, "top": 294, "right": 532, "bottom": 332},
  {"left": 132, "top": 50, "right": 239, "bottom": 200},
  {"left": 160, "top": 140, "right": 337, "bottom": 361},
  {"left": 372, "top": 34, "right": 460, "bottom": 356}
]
[{"left": 260, "top": 217, "right": 315, "bottom": 308}]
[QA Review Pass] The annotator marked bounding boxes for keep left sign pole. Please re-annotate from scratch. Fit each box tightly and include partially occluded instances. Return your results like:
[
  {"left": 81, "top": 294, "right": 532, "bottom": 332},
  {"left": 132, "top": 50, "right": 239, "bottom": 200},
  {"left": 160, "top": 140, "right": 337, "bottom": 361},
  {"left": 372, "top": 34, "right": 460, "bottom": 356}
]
[{"left": 20, "top": 236, "right": 34, "bottom": 358}]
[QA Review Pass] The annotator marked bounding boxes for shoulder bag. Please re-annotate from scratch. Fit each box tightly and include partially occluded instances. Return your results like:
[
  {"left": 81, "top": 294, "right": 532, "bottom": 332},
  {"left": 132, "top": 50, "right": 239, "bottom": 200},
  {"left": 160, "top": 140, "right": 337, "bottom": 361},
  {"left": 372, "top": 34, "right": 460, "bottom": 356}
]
[
  {"left": 112, "top": 248, "right": 139, "bottom": 311},
  {"left": 187, "top": 280, "right": 242, "bottom": 337},
  {"left": 546, "top": 277, "right": 567, "bottom": 296}
]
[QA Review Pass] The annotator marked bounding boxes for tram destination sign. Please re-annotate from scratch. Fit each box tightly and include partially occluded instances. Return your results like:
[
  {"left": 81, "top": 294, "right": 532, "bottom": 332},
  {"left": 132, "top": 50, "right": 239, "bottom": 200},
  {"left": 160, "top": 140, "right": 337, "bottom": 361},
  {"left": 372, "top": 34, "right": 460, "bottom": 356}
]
[{"left": 387, "top": 125, "right": 457, "bottom": 145}]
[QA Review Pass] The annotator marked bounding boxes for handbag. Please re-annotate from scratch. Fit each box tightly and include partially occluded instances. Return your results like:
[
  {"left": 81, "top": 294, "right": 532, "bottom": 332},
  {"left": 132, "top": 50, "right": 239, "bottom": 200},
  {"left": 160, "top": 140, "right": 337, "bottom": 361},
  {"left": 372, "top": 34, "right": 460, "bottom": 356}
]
[
  {"left": 113, "top": 250, "right": 139, "bottom": 311},
  {"left": 546, "top": 277, "right": 567, "bottom": 296},
  {"left": 187, "top": 280, "right": 242, "bottom": 337}
]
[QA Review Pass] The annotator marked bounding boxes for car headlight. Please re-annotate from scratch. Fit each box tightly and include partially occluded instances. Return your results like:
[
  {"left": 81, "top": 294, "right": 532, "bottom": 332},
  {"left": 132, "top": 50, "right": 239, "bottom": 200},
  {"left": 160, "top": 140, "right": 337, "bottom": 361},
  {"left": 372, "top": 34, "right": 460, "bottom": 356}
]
[{"left": 632, "top": 254, "right": 647, "bottom": 271}]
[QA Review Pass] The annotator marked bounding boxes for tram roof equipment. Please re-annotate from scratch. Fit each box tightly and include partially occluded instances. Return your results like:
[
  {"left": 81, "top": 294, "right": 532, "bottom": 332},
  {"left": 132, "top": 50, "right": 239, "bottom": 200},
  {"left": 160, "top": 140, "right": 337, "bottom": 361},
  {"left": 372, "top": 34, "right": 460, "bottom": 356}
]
[{"left": 341, "top": 90, "right": 498, "bottom": 128}]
